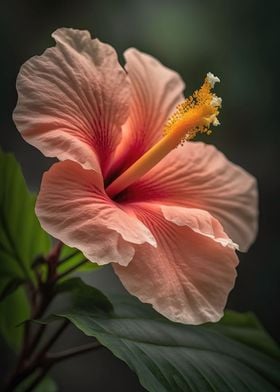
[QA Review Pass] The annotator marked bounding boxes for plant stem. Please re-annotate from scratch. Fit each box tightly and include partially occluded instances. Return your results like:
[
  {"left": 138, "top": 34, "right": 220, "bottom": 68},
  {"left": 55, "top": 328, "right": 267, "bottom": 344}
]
[
  {"left": 5, "top": 243, "right": 96, "bottom": 392},
  {"left": 23, "top": 365, "right": 52, "bottom": 392},
  {"left": 54, "top": 259, "right": 88, "bottom": 282},
  {"left": 58, "top": 249, "right": 80, "bottom": 266},
  {"left": 33, "top": 320, "right": 69, "bottom": 363},
  {"left": 5, "top": 321, "right": 69, "bottom": 391},
  {"left": 5, "top": 244, "right": 62, "bottom": 390},
  {"left": 46, "top": 341, "right": 102, "bottom": 364},
  {"left": 12, "top": 321, "right": 31, "bottom": 377},
  {"left": 22, "top": 341, "right": 102, "bottom": 392},
  {"left": 27, "top": 324, "right": 47, "bottom": 355}
]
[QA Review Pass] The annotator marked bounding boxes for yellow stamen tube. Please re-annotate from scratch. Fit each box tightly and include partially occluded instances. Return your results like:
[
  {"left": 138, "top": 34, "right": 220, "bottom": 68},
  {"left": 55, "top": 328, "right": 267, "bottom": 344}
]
[{"left": 106, "top": 73, "right": 221, "bottom": 199}]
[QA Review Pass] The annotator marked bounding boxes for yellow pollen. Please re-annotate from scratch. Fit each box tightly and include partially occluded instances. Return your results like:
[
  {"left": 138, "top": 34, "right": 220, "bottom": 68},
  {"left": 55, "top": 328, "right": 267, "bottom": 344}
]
[
  {"left": 163, "top": 72, "right": 221, "bottom": 144},
  {"left": 106, "top": 72, "right": 222, "bottom": 199}
]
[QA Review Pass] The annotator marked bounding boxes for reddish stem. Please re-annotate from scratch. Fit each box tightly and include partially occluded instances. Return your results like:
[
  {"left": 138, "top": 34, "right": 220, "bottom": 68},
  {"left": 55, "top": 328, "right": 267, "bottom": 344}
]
[{"left": 5, "top": 242, "right": 92, "bottom": 392}]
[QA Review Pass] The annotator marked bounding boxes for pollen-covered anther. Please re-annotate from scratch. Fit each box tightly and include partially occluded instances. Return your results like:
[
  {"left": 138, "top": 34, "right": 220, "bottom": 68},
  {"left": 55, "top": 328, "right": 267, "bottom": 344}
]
[{"left": 163, "top": 73, "right": 222, "bottom": 145}]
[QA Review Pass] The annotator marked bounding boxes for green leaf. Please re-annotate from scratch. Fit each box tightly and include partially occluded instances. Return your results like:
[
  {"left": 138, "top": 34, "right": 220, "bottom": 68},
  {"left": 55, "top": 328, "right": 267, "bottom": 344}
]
[
  {"left": 0, "top": 150, "right": 51, "bottom": 350},
  {"left": 0, "top": 277, "right": 26, "bottom": 302},
  {"left": 0, "top": 149, "right": 51, "bottom": 282},
  {"left": 55, "top": 293, "right": 280, "bottom": 392},
  {"left": 58, "top": 244, "right": 101, "bottom": 274},
  {"left": 0, "top": 286, "right": 30, "bottom": 350},
  {"left": 15, "top": 374, "right": 57, "bottom": 392}
]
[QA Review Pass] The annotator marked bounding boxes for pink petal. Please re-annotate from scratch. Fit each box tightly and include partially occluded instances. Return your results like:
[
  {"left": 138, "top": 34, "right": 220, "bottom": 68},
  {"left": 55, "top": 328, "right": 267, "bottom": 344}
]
[
  {"left": 114, "top": 203, "right": 239, "bottom": 324},
  {"left": 124, "top": 142, "right": 258, "bottom": 252},
  {"left": 35, "top": 161, "right": 156, "bottom": 266},
  {"left": 14, "top": 28, "right": 130, "bottom": 174},
  {"left": 161, "top": 205, "right": 238, "bottom": 250},
  {"left": 109, "top": 48, "right": 185, "bottom": 175}
]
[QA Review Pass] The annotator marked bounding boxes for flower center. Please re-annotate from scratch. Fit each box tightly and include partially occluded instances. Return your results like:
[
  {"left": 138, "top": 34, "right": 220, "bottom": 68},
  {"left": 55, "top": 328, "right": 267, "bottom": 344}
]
[{"left": 106, "top": 72, "right": 221, "bottom": 199}]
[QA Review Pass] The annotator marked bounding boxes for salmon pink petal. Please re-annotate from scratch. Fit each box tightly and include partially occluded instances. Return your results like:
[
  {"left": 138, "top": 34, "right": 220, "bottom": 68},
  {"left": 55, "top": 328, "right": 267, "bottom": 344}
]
[
  {"left": 110, "top": 48, "right": 185, "bottom": 174},
  {"left": 125, "top": 142, "right": 258, "bottom": 252},
  {"left": 14, "top": 28, "right": 130, "bottom": 174},
  {"left": 114, "top": 204, "right": 239, "bottom": 324},
  {"left": 35, "top": 161, "right": 156, "bottom": 266},
  {"left": 161, "top": 205, "right": 239, "bottom": 250}
]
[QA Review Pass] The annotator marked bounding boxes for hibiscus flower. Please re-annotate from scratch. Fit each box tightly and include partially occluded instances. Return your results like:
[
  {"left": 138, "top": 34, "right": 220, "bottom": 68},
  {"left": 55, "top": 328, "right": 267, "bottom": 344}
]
[{"left": 13, "top": 28, "right": 258, "bottom": 324}]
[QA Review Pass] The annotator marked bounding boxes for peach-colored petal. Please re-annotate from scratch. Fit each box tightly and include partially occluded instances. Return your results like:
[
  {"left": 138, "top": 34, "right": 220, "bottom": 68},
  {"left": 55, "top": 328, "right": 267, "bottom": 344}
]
[
  {"left": 36, "top": 161, "right": 156, "bottom": 267},
  {"left": 124, "top": 142, "right": 258, "bottom": 252},
  {"left": 14, "top": 28, "right": 130, "bottom": 174},
  {"left": 114, "top": 203, "right": 239, "bottom": 324},
  {"left": 161, "top": 205, "right": 238, "bottom": 250},
  {"left": 109, "top": 48, "right": 185, "bottom": 175}
]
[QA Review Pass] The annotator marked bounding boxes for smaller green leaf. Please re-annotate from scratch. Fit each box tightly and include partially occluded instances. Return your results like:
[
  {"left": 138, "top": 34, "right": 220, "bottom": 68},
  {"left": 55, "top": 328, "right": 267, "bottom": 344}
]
[
  {"left": 0, "top": 149, "right": 51, "bottom": 282},
  {"left": 0, "top": 150, "right": 51, "bottom": 350}
]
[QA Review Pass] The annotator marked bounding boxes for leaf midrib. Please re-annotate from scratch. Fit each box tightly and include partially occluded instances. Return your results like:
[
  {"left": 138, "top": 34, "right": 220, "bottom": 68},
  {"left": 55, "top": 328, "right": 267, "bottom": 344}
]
[{"left": 66, "top": 314, "right": 277, "bottom": 359}]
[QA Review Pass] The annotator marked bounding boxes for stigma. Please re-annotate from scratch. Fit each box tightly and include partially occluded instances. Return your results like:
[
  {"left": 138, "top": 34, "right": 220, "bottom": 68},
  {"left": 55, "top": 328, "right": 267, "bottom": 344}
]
[
  {"left": 106, "top": 73, "right": 222, "bottom": 199},
  {"left": 163, "top": 72, "right": 222, "bottom": 145}
]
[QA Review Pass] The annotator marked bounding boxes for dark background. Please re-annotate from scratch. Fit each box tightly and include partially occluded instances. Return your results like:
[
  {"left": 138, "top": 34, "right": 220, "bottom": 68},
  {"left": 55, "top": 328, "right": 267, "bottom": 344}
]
[{"left": 1, "top": 0, "right": 279, "bottom": 391}]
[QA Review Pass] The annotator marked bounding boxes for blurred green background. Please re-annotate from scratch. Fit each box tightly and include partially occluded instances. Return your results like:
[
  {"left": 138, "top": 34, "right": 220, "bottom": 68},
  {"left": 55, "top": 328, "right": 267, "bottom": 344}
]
[{"left": 1, "top": 0, "right": 279, "bottom": 391}]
